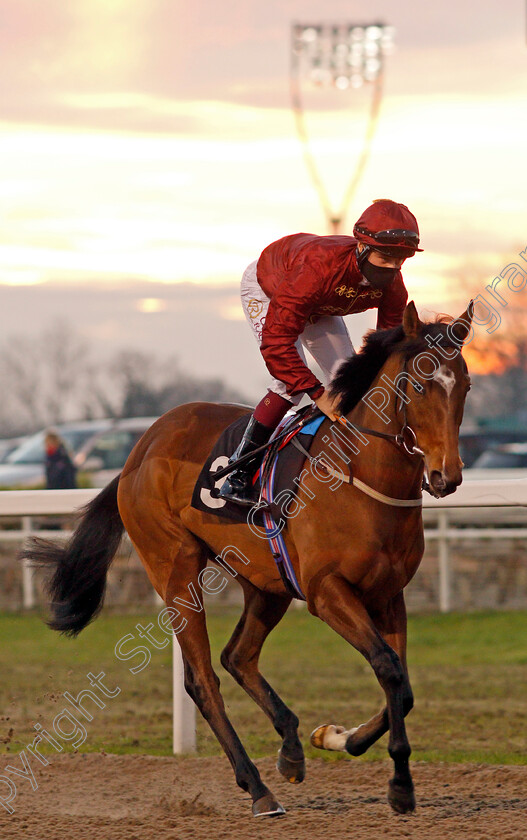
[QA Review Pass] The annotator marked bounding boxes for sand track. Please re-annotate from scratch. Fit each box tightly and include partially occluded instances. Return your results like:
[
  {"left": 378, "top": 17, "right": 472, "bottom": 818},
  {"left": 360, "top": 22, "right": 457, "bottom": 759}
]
[{"left": 1, "top": 754, "right": 526, "bottom": 840}]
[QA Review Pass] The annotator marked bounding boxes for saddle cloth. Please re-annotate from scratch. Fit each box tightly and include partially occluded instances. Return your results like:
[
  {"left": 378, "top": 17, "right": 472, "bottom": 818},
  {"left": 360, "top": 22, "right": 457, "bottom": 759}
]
[{"left": 190, "top": 408, "right": 325, "bottom": 526}]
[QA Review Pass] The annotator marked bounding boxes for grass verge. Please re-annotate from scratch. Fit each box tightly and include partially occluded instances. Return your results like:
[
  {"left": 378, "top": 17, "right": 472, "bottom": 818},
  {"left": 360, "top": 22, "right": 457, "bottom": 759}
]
[{"left": 1, "top": 607, "right": 526, "bottom": 764}]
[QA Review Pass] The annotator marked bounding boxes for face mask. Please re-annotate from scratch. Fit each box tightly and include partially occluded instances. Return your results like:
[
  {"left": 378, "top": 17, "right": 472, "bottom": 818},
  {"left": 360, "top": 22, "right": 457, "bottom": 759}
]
[{"left": 361, "top": 260, "right": 398, "bottom": 289}]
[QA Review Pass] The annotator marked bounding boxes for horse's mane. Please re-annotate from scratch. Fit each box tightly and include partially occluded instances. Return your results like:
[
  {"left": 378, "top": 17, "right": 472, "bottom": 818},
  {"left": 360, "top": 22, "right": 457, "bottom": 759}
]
[{"left": 330, "top": 317, "right": 462, "bottom": 415}]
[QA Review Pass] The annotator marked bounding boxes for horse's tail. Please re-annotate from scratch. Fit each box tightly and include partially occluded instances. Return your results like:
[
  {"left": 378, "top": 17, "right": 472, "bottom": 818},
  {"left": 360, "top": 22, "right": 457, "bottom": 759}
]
[{"left": 20, "top": 475, "right": 124, "bottom": 637}]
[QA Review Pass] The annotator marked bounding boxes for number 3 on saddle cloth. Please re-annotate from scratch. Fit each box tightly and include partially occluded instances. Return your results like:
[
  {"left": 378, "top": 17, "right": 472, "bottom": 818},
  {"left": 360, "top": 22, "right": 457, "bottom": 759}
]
[{"left": 190, "top": 408, "right": 326, "bottom": 600}]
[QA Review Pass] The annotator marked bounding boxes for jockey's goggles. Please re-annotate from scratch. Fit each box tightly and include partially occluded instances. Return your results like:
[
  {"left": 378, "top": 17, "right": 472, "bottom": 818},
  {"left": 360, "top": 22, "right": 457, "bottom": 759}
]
[{"left": 354, "top": 227, "right": 421, "bottom": 249}]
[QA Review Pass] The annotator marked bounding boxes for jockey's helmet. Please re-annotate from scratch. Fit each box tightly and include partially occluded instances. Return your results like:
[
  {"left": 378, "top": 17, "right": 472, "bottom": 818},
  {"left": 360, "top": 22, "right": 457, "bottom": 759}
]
[{"left": 353, "top": 199, "right": 423, "bottom": 259}]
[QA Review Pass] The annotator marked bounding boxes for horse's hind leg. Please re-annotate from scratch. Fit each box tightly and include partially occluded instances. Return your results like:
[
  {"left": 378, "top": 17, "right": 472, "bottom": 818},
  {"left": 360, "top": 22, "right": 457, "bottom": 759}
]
[
  {"left": 220, "top": 580, "right": 305, "bottom": 784},
  {"left": 125, "top": 513, "right": 285, "bottom": 818},
  {"left": 312, "top": 592, "right": 413, "bottom": 758},
  {"left": 309, "top": 577, "right": 415, "bottom": 814}
]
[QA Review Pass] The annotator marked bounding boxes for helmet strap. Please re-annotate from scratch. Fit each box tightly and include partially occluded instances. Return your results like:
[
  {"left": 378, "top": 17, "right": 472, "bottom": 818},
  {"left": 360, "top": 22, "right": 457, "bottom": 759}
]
[{"left": 356, "top": 243, "right": 371, "bottom": 271}]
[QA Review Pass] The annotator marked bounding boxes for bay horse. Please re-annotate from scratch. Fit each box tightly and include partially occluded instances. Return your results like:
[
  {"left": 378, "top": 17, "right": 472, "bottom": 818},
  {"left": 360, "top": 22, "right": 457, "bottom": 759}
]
[{"left": 25, "top": 301, "right": 472, "bottom": 818}]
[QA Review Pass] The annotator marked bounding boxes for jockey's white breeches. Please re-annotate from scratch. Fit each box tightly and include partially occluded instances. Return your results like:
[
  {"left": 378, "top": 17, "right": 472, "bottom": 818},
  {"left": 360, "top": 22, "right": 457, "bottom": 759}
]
[{"left": 240, "top": 260, "right": 355, "bottom": 403}]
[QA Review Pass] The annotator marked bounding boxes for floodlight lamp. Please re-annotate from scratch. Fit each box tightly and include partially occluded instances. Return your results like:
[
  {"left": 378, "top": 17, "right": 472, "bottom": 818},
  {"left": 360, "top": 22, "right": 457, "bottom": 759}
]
[
  {"left": 364, "top": 64, "right": 381, "bottom": 81},
  {"left": 365, "top": 41, "right": 380, "bottom": 57},
  {"left": 291, "top": 21, "right": 393, "bottom": 89},
  {"left": 289, "top": 19, "right": 395, "bottom": 233},
  {"left": 302, "top": 27, "right": 319, "bottom": 43},
  {"left": 365, "top": 25, "right": 383, "bottom": 39},
  {"left": 365, "top": 57, "right": 381, "bottom": 75}
]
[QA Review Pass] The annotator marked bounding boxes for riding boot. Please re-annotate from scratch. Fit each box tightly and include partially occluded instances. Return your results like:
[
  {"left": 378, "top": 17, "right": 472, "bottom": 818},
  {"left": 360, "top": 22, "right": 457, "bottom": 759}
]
[{"left": 219, "top": 416, "right": 272, "bottom": 505}]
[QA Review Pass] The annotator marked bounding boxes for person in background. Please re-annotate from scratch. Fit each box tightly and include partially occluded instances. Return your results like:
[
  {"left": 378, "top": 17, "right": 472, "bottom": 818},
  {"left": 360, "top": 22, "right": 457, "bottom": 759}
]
[{"left": 44, "top": 430, "right": 77, "bottom": 489}]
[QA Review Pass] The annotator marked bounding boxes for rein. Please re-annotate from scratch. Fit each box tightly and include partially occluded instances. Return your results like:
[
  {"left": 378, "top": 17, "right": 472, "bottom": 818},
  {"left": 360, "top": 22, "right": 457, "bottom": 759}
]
[
  {"left": 212, "top": 415, "right": 312, "bottom": 481},
  {"left": 335, "top": 414, "right": 423, "bottom": 460},
  {"left": 339, "top": 356, "right": 425, "bottom": 460},
  {"left": 291, "top": 435, "right": 423, "bottom": 508},
  {"left": 308, "top": 355, "right": 427, "bottom": 508}
]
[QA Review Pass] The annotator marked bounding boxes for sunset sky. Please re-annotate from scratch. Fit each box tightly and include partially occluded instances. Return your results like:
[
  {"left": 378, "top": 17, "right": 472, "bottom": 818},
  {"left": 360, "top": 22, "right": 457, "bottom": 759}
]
[{"left": 1, "top": 0, "right": 526, "bottom": 397}]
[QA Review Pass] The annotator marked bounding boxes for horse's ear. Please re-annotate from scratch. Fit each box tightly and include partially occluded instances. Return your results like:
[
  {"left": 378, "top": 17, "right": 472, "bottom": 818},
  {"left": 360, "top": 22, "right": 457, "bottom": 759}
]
[
  {"left": 402, "top": 301, "right": 422, "bottom": 338},
  {"left": 450, "top": 300, "right": 474, "bottom": 344}
]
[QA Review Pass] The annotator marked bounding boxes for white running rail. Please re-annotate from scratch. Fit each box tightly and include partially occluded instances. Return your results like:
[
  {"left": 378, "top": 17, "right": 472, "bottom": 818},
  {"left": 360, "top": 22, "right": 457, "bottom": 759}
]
[{"left": 1, "top": 480, "right": 527, "bottom": 753}]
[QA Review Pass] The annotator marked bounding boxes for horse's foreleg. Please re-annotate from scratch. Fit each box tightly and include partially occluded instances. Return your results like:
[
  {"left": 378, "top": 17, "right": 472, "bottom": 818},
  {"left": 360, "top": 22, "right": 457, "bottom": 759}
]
[
  {"left": 309, "top": 576, "right": 415, "bottom": 814},
  {"left": 220, "top": 581, "right": 305, "bottom": 784},
  {"left": 321, "top": 592, "right": 414, "bottom": 757}
]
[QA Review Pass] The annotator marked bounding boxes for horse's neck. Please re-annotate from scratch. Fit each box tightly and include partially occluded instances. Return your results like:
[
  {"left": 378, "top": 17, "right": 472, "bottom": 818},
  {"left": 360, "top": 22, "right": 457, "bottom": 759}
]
[
  {"left": 345, "top": 351, "right": 424, "bottom": 493},
  {"left": 349, "top": 352, "right": 404, "bottom": 433}
]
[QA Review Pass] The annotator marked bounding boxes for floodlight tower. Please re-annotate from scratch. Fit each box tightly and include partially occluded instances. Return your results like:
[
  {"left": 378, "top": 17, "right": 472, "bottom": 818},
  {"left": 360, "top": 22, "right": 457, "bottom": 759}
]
[{"left": 290, "top": 22, "right": 395, "bottom": 234}]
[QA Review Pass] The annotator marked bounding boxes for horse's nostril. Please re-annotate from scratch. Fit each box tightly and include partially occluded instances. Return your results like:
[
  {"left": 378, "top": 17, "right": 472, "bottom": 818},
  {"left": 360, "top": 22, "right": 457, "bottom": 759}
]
[{"left": 430, "top": 470, "right": 446, "bottom": 490}]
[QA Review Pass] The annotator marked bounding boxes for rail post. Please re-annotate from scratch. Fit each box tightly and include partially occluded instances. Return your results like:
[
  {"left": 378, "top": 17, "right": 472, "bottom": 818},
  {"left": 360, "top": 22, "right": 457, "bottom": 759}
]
[
  {"left": 437, "top": 510, "right": 451, "bottom": 612},
  {"left": 21, "top": 516, "right": 36, "bottom": 609},
  {"left": 173, "top": 637, "right": 196, "bottom": 753}
]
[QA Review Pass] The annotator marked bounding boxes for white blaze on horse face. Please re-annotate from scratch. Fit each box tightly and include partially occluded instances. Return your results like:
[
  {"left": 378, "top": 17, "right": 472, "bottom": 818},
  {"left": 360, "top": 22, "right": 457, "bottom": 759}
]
[{"left": 433, "top": 365, "right": 456, "bottom": 399}]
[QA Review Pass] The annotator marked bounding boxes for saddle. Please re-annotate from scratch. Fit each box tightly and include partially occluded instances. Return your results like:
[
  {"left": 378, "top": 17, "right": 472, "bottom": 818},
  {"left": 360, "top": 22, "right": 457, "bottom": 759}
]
[
  {"left": 191, "top": 407, "right": 326, "bottom": 599},
  {"left": 191, "top": 406, "right": 324, "bottom": 523}
]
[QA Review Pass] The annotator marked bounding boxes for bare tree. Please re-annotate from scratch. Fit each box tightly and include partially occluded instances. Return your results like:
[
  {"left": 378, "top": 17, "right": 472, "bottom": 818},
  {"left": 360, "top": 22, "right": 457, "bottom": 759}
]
[
  {"left": 99, "top": 349, "right": 250, "bottom": 418},
  {"left": 1, "top": 338, "right": 41, "bottom": 429},
  {"left": 41, "top": 321, "right": 91, "bottom": 424},
  {"left": 1, "top": 320, "right": 92, "bottom": 434},
  {"left": 0, "top": 321, "right": 251, "bottom": 436}
]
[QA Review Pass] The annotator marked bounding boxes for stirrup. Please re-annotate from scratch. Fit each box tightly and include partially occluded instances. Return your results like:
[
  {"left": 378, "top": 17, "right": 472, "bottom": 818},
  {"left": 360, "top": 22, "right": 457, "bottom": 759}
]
[
  {"left": 219, "top": 473, "right": 257, "bottom": 506},
  {"left": 219, "top": 462, "right": 256, "bottom": 506},
  {"left": 218, "top": 416, "right": 271, "bottom": 505}
]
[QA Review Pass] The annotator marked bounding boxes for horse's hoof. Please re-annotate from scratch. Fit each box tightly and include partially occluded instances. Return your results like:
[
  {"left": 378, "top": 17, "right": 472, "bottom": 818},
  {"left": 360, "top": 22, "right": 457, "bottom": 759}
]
[
  {"left": 310, "top": 723, "right": 347, "bottom": 751},
  {"left": 310, "top": 723, "right": 332, "bottom": 749},
  {"left": 276, "top": 749, "right": 306, "bottom": 784},
  {"left": 387, "top": 780, "right": 416, "bottom": 814},
  {"left": 252, "top": 793, "right": 286, "bottom": 818}
]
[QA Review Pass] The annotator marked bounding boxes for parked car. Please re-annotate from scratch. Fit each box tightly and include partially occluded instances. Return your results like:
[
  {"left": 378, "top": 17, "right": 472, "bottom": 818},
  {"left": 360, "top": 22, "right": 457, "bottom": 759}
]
[
  {"left": 459, "top": 430, "right": 527, "bottom": 468},
  {"left": 0, "top": 417, "right": 158, "bottom": 489},
  {"left": 471, "top": 443, "right": 527, "bottom": 470},
  {"left": 73, "top": 417, "right": 159, "bottom": 487},
  {"left": 464, "top": 443, "right": 527, "bottom": 481},
  {"left": 0, "top": 436, "right": 30, "bottom": 464}
]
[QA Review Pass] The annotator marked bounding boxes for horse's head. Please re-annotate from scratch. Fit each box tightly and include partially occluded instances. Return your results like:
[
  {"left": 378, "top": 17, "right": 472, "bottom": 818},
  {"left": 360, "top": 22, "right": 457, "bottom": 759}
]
[{"left": 401, "top": 301, "right": 472, "bottom": 498}]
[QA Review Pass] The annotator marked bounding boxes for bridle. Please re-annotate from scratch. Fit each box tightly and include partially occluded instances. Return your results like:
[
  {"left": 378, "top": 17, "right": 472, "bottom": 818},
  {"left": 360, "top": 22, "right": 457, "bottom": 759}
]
[
  {"left": 319, "top": 353, "right": 436, "bottom": 502},
  {"left": 336, "top": 355, "right": 425, "bottom": 460}
]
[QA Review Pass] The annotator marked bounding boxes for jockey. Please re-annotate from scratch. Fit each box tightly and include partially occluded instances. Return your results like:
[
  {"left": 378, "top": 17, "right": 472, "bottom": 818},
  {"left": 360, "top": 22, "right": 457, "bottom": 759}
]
[{"left": 220, "top": 198, "right": 423, "bottom": 504}]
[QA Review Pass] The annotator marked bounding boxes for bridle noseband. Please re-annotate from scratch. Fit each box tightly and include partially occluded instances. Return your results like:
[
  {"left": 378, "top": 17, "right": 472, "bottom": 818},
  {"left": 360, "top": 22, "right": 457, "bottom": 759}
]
[
  {"left": 336, "top": 356, "right": 425, "bottom": 460},
  {"left": 334, "top": 354, "right": 436, "bottom": 496}
]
